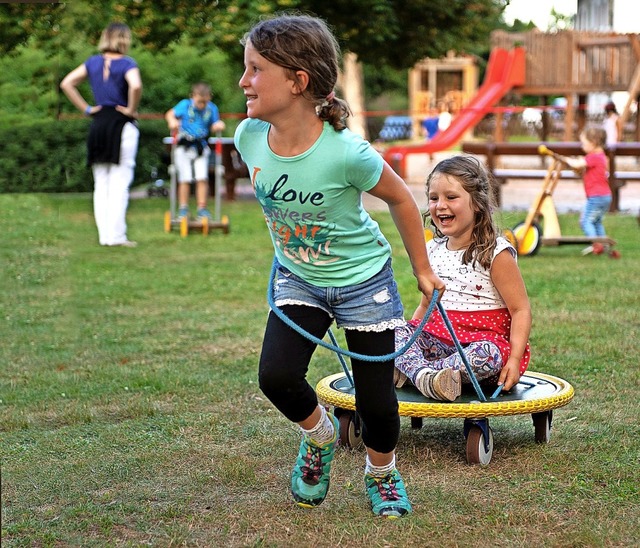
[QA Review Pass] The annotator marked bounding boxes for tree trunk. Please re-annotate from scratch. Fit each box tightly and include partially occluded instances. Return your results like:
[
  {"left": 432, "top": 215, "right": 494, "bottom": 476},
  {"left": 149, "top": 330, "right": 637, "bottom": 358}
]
[{"left": 340, "top": 51, "right": 368, "bottom": 140}]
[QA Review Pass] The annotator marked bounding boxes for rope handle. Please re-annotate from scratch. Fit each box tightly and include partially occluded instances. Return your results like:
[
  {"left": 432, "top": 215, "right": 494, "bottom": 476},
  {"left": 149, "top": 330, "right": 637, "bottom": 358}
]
[
  {"left": 436, "top": 302, "right": 487, "bottom": 402},
  {"left": 267, "top": 258, "right": 436, "bottom": 362},
  {"left": 267, "top": 258, "right": 487, "bottom": 401}
]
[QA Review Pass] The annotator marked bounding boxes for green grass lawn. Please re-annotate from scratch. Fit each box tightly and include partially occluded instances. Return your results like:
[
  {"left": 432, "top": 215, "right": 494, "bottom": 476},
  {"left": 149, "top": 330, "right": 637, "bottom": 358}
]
[{"left": 1, "top": 192, "right": 639, "bottom": 547}]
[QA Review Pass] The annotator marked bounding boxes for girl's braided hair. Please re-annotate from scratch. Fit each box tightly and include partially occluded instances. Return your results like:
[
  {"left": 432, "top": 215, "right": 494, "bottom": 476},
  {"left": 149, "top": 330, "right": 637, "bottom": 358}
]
[{"left": 241, "top": 13, "right": 351, "bottom": 130}]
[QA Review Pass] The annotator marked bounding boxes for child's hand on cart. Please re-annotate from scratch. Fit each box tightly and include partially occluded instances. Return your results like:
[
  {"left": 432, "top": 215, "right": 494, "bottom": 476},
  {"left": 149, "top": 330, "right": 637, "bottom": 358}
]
[{"left": 492, "top": 358, "right": 522, "bottom": 398}]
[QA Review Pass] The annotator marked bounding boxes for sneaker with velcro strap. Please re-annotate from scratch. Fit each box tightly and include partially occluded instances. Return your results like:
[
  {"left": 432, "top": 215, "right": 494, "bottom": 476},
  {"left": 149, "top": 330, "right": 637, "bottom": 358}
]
[
  {"left": 365, "top": 468, "right": 413, "bottom": 518},
  {"left": 290, "top": 414, "right": 339, "bottom": 508}
]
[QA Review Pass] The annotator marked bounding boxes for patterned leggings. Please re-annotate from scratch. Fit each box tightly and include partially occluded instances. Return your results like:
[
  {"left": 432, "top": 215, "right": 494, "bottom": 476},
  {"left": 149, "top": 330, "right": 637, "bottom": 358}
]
[{"left": 395, "top": 323, "right": 502, "bottom": 385}]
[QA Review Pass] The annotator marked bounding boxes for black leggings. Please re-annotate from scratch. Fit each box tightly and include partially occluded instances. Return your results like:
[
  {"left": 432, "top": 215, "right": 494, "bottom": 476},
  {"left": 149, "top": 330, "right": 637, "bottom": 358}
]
[{"left": 259, "top": 305, "right": 400, "bottom": 454}]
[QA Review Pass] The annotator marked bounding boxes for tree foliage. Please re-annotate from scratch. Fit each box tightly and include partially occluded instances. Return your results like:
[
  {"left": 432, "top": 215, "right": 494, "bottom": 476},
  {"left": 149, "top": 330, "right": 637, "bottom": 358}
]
[
  {"left": 1, "top": 0, "right": 514, "bottom": 122},
  {"left": 303, "top": 0, "right": 507, "bottom": 66},
  {"left": 2, "top": 0, "right": 509, "bottom": 67}
]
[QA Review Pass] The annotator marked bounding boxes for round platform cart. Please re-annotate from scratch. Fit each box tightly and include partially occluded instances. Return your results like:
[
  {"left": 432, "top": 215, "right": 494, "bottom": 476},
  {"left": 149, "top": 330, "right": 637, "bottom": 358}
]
[{"left": 316, "top": 370, "right": 574, "bottom": 465}]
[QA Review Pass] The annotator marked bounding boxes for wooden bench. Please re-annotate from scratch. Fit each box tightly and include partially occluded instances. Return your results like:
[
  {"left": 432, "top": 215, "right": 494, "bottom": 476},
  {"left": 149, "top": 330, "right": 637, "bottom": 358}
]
[{"left": 461, "top": 141, "right": 640, "bottom": 211}]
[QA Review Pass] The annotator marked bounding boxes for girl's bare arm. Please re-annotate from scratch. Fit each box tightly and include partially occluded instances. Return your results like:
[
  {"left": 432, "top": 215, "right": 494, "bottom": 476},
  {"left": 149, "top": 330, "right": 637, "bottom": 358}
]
[
  {"left": 368, "top": 162, "right": 445, "bottom": 301},
  {"left": 491, "top": 249, "right": 532, "bottom": 390}
]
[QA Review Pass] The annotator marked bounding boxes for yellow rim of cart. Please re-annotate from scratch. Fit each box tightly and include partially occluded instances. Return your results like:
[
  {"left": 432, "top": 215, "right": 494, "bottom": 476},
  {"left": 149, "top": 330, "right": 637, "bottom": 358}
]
[{"left": 317, "top": 371, "right": 574, "bottom": 420}]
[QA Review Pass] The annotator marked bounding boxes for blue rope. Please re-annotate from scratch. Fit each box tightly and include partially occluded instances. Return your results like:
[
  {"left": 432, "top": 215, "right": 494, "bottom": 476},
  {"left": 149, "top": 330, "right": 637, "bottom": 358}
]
[
  {"left": 266, "top": 257, "right": 487, "bottom": 402},
  {"left": 327, "top": 329, "right": 354, "bottom": 387},
  {"left": 266, "top": 258, "right": 436, "bottom": 362},
  {"left": 436, "top": 302, "right": 487, "bottom": 402}
]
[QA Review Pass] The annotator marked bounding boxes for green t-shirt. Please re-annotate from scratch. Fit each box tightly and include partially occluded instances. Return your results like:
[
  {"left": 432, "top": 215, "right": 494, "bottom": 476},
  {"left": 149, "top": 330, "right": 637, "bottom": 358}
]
[{"left": 235, "top": 118, "right": 390, "bottom": 287}]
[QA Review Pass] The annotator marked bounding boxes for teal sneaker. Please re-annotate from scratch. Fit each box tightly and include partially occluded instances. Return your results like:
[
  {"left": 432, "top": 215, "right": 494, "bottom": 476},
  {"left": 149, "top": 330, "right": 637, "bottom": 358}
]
[
  {"left": 197, "top": 207, "right": 213, "bottom": 220},
  {"left": 177, "top": 207, "right": 189, "bottom": 220},
  {"left": 365, "top": 468, "right": 413, "bottom": 518},
  {"left": 290, "top": 414, "right": 339, "bottom": 508}
]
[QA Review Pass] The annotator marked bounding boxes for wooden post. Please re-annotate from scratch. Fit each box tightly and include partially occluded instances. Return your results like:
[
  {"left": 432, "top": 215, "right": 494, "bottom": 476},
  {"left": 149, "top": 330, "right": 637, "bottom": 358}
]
[
  {"left": 540, "top": 95, "right": 550, "bottom": 143},
  {"left": 342, "top": 52, "right": 368, "bottom": 140},
  {"left": 577, "top": 94, "right": 587, "bottom": 137},
  {"left": 495, "top": 111, "right": 504, "bottom": 142},
  {"left": 620, "top": 34, "right": 640, "bottom": 139},
  {"left": 636, "top": 94, "right": 640, "bottom": 142},
  {"left": 607, "top": 147, "right": 620, "bottom": 213},
  {"left": 564, "top": 94, "right": 575, "bottom": 142},
  {"left": 485, "top": 143, "right": 502, "bottom": 207}
]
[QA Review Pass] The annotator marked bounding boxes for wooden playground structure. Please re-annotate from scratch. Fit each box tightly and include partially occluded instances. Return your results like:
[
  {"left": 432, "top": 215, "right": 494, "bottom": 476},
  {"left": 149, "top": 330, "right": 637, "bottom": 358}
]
[
  {"left": 403, "top": 29, "right": 640, "bottom": 146},
  {"left": 387, "top": 29, "right": 640, "bottom": 201},
  {"left": 490, "top": 29, "right": 640, "bottom": 141},
  {"left": 409, "top": 53, "right": 479, "bottom": 137}
]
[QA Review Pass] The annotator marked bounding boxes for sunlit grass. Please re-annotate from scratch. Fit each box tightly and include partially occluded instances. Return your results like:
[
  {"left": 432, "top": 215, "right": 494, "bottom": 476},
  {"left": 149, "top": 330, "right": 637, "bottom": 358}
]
[{"left": 1, "top": 193, "right": 638, "bottom": 546}]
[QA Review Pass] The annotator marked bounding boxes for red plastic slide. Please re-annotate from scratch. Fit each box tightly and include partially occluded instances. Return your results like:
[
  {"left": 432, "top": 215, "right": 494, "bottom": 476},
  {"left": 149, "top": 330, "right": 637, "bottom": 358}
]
[{"left": 383, "top": 47, "right": 526, "bottom": 177}]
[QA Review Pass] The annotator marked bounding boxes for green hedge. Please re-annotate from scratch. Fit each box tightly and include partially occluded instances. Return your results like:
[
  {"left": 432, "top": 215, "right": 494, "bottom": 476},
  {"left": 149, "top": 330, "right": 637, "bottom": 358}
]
[{"left": 0, "top": 118, "right": 169, "bottom": 193}]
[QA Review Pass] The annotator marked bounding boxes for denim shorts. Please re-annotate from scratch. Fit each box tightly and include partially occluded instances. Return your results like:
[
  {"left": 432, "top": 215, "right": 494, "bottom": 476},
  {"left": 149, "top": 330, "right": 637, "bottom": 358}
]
[{"left": 272, "top": 259, "right": 405, "bottom": 331}]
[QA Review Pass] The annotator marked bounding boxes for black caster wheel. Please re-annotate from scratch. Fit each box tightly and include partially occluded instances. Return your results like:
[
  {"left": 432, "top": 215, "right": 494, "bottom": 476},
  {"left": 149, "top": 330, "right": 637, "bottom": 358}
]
[
  {"left": 335, "top": 409, "right": 363, "bottom": 450},
  {"left": 532, "top": 411, "right": 552, "bottom": 444},
  {"left": 465, "top": 422, "right": 494, "bottom": 465}
]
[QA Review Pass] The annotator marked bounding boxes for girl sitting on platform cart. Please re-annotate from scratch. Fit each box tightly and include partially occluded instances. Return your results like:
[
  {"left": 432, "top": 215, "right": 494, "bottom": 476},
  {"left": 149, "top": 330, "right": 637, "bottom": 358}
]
[{"left": 395, "top": 155, "right": 532, "bottom": 401}]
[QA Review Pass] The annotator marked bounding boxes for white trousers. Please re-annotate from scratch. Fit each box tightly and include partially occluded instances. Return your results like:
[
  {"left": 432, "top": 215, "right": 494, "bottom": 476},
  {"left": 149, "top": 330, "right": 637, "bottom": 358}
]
[
  {"left": 91, "top": 122, "right": 139, "bottom": 245},
  {"left": 174, "top": 144, "right": 210, "bottom": 183}
]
